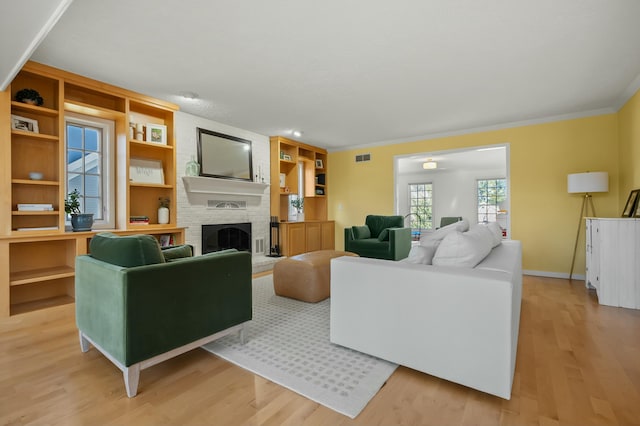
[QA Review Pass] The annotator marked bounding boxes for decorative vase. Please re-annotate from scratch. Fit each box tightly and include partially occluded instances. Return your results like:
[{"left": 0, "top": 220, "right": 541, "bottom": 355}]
[
  {"left": 158, "top": 206, "right": 169, "bottom": 224},
  {"left": 71, "top": 213, "right": 94, "bottom": 232},
  {"left": 185, "top": 155, "right": 200, "bottom": 176},
  {"left": 297, "top": 211, "right": 304, "bottom": 222}
]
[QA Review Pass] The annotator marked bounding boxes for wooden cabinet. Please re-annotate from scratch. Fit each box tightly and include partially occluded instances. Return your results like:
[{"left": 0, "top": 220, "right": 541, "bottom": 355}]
[
  {"left": 280, "top": 221, "right": 335, "bottom": 256},
  {"left": 586, "top": 218, "right": 640, "bottom": 309},
  {"left": 0, "top": 61, "right": 184, "bottom": 321}
]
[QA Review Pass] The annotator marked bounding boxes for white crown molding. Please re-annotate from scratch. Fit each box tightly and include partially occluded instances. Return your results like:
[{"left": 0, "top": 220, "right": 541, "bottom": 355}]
[
  {"left": 327, "top": 107, "right": 617, "bottom": 153},
  {"left": 612, "top": 71, "right": 640, "bottom": 111}
]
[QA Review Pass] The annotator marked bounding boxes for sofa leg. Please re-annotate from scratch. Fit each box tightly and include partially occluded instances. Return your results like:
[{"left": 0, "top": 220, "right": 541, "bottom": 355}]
[
  {"left": 239, "top": 324, "right": 246, "bottom": 345},
  {"left": 124, "top": 364, "right": 140, "bottom": 397},
  {"left": 79, "top": 331, "right": 90, "bottom": 353}
]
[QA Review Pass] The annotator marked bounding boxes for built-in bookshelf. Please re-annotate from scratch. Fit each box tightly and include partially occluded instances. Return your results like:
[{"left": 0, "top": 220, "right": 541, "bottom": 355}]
[{"left": 0, "top": 61, "right": 184, "bottom": 321}]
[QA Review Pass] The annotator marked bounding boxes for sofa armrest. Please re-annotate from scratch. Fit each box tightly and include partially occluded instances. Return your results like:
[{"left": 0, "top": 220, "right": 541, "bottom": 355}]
[
  {"left": 388, "top": 227, "right": 412, "bottom": 260},
  {"left": 76, "top": 250, "right": 252, "bottom": 366},
  {"left": 344, "top": 227, "right": 355, "bottom": 251}
]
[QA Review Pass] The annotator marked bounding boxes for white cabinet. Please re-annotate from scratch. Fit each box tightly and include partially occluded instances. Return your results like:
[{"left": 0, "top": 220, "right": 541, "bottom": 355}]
[{"left": 586, "top": 218, "right": 640, "bottom": 309}]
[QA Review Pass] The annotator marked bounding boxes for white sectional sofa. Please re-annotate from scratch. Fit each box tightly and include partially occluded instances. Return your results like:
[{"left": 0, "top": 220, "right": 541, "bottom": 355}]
[{"left": 330, "top": 224, "right": 522, "bottom": 400}]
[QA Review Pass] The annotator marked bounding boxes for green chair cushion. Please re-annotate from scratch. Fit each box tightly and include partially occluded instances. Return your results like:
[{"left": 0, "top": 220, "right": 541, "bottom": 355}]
[
  {"left": 161, "top": 245, "right": 194, "bottom": 262},
  {"left": 365, "top": 215, "right": 403, "bottom": 238},
  {"left": 377, "top": 228, "right": 391, "bottom": 241},
  {"left": 90, "top": 233, "right": 165, "bottom": 267},
  {"left": 352, "top": 225, "right": 371, "bottom": 239}
]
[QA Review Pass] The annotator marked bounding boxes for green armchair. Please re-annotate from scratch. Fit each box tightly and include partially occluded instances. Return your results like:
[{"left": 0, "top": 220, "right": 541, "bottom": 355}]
[
  {"left": 344, "top": 215, "right": 412, "bottom": 260},
  {"left": 75, "top": 233, "right": 252, "bottom": 397}
]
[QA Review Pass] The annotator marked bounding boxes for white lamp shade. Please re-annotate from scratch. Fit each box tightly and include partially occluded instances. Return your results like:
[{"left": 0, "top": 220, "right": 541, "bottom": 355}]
[{"left": 567, "top": 172, "right": 608, "bottom": 193}]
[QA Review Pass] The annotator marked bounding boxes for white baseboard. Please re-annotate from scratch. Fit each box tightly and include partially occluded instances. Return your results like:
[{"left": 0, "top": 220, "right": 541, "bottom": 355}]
[{"left": 523, "top": 270, "right": 585, "bottom": 281}]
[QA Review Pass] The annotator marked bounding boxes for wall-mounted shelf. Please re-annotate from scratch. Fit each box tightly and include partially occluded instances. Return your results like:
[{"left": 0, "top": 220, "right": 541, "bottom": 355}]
[{"left": 182, "top": 176, "right": 269, "bottom": 198}]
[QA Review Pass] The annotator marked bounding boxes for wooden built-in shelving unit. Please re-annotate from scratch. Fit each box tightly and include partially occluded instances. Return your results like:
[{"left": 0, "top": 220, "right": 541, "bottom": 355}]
[{"left": 0, "top": 61, "right": 185, "bottom": 320}]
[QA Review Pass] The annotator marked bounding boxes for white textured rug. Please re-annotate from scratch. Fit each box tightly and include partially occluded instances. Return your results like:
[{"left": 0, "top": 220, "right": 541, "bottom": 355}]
[{"left": 202, "top": 275, "right": 397, "bottom": 419}]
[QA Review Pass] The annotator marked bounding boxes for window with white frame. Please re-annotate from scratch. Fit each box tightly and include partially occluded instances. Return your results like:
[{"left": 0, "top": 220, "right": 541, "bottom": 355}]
[
  {"left": 477, "top": 178, "right": 506, "bottom": 223},
  {"left": 408, "top": 183, "right": 434, "bottom": 231},
  {"left": 65, "top": 113, "right": 115, "bottom": 228}
]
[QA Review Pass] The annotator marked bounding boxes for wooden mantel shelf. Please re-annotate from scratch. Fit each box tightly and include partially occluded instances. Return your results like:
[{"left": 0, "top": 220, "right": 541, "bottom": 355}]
[{"left": 181, "top": 176, "right": 269, "bottom": 198}]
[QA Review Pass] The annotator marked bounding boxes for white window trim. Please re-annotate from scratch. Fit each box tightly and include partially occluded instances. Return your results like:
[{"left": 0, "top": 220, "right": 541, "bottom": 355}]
[{"left": 64, "top": 112, "right": 115, "bottom": 229}]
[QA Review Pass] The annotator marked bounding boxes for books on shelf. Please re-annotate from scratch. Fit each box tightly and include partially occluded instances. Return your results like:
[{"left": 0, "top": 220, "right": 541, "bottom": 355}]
[
  {"left": 16, "top": 226, "right": 59, "bottom": 231},
  {"left": 17, "top": 203, "right": 54, "bottom": 211},
  {"left": 129, "top": 215, "right": 150, "bottom": 225}
]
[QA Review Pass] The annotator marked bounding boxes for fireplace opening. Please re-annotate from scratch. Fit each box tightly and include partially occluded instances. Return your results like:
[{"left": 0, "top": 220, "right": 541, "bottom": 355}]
[{"left": 202, "top": 223, "right": 251, "bottom": 254}]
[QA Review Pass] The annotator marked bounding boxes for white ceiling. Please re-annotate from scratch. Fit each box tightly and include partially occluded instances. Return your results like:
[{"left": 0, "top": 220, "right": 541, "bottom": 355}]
[{"left": 5, "top": 0, "right": 640, "bottom": 150}]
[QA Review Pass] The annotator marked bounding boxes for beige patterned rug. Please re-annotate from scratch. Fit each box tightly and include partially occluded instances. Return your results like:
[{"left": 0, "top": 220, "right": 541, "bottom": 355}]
[{"left": 202, "top": 275, "right": 397, "bottom": 419}]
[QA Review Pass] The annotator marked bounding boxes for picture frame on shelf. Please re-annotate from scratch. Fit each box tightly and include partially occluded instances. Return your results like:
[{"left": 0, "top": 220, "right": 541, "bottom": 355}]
[
  {"left": 315, "top": 159, "right": 324, "bottom": 169},
  {"left": 11, "top": 114, "right": 39, "bottom": 133},
  {"left": 130, "top": 158, "right": 165, "bottom": 184},
  {"left": 282, "top": 154, "right": 292, "bottom": 161},
  {"left": 145, "top": 123, "right": 167, "bottom": 145},
  {"left": 622, "top": 189, "right": 639, "bottom": 217}
]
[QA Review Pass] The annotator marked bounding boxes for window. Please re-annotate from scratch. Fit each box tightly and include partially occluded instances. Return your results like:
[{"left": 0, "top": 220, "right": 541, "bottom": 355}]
[
  {"left": 65, "top": 113, "right": 115, "bottom": 228},
  {"left": 408, "top": 183, "right": 433, "bottom": 231},
  {"left": 477, "top": 178, "right": 506, "bottom": 223}
]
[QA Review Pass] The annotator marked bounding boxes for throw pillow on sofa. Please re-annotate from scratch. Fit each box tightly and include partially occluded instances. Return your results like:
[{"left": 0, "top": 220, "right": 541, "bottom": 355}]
[
  {"left": 481, "top": 221, "right": 503, "bottom": 247},
  {"left": 420, "top": 218, "right": 469, "bottom": 245},
  {"left": 352, "top": 225, "right": 371, "bottom": 239},
  {"left": 402, "top": 242, "right": 440, "bottom": 265},
  {"left": 377, "top": 228, "right": 396, "bottom": 242},
  {"left": 432, "top": 226, "right": 493, "bottom": 268}
]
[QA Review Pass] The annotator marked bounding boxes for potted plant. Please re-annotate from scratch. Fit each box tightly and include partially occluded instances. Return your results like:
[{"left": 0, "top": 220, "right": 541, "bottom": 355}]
[
  {"left": 290, "top": 196, "right": 304, "bottom": 221},
  {"left": 158, "top": 197, "right": 170, "bottom": 224},
  {"left": 65, "top": 189, "right": 94, "bottom": 232}
]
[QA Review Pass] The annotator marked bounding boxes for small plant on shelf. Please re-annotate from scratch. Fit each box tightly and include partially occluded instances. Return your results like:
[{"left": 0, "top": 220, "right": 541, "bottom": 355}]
[
  {"left": 65, "top": 189, "right": 94, "bottom": 232},
  {"left": 65, "top": 189, "right": 81, "bottom": 214},
  {"left": 290, "top": 196, "right": 304, "bottom": 213},
  {"left": 158, "top": 197, "right": 170, "bottom": 208}
]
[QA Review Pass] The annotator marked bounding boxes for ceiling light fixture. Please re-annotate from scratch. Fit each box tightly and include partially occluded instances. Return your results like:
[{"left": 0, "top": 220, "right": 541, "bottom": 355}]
[
  {"left": 422, "top": 159, "right": 437, "bottom": 169},
  {"left": 179, "top": 91, "right": 199, "bottom": 100},
  {"left": 292, "top": 130, "right": 302, "bottom": 138}
]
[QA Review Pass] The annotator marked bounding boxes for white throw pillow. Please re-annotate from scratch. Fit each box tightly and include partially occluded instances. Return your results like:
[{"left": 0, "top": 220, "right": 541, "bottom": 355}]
[
  {"left": 419, "top": 218, "right": 469, "bottom": 246},
  {"left": 482, "top": 222, "right": 503, "bottom": 248},
  {"left": 432, "top": 226, "right": 493, "bottom": 268},
  {"left": 402, "top": 241, "right": 440, "bottom": 265}
]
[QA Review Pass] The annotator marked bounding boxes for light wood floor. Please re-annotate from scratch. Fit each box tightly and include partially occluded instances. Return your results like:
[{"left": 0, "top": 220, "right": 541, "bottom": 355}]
[{"left": 2, "top": 275, "right": 640, "bottom": 425}]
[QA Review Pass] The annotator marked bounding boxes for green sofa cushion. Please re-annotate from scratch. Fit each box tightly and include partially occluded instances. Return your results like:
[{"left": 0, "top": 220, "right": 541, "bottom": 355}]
[
  {"left": 161, "top": 244, "right": 193, "bottom": 262},
  {"left": 352, "top": 225, "right": 371, "bottom": 239},
  {"left": 377, "top": 228, "right": 392, "bottom": 241},
  {"left": 365, "top": 215, "right": 403, "bottom": 238},
  {"left": 90, "top": 233, "right": 165, "bottom": 267},
  {"left": 348, "top": 238, "right": 391, "bottom": 258}
]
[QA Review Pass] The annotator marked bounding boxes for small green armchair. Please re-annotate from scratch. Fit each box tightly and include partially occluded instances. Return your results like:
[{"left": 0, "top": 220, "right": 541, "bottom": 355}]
[
  {"left": 344, "top": 215, "right": 412, "bottom": 260},
  {"left": 75, "top": 233, "right": 252, "bottom": 397}
]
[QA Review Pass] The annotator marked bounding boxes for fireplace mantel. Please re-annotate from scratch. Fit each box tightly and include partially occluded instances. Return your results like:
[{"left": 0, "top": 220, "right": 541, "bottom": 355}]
[{"left": 182, "top": 176, "right": 269, "bottom": 198}]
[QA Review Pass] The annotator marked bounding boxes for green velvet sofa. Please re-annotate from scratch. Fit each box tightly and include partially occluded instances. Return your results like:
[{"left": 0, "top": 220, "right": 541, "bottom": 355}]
[
  {"left": 344, "top": 215, "right": 412, "bottom": 261},
  {"left": 75, "top": 233, "right": 252, "bottom": 397}
]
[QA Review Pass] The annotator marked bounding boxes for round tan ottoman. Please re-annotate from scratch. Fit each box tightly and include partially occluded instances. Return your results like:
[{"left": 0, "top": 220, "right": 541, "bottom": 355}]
[{"left": 273, "top": 250, "right": 358, "bottom": 302}]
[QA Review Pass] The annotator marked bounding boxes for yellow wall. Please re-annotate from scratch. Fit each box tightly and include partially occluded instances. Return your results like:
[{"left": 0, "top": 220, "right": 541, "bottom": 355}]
[
  {"left": 618, "top": 89, "right": 640, "bottom": 206},
  {"left": 328, "top": 114, "right": 620, "bottom": 275}
]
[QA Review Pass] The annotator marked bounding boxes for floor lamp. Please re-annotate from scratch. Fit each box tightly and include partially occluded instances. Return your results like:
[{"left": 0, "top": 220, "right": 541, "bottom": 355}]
[{"left": 568, "top": 171, "right": 609, "bottom": 280}]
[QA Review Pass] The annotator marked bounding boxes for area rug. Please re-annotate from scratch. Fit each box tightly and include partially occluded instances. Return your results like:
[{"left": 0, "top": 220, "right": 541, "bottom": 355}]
[{"left": 202, "top": 275, "right": 397, "bottom": 419}]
